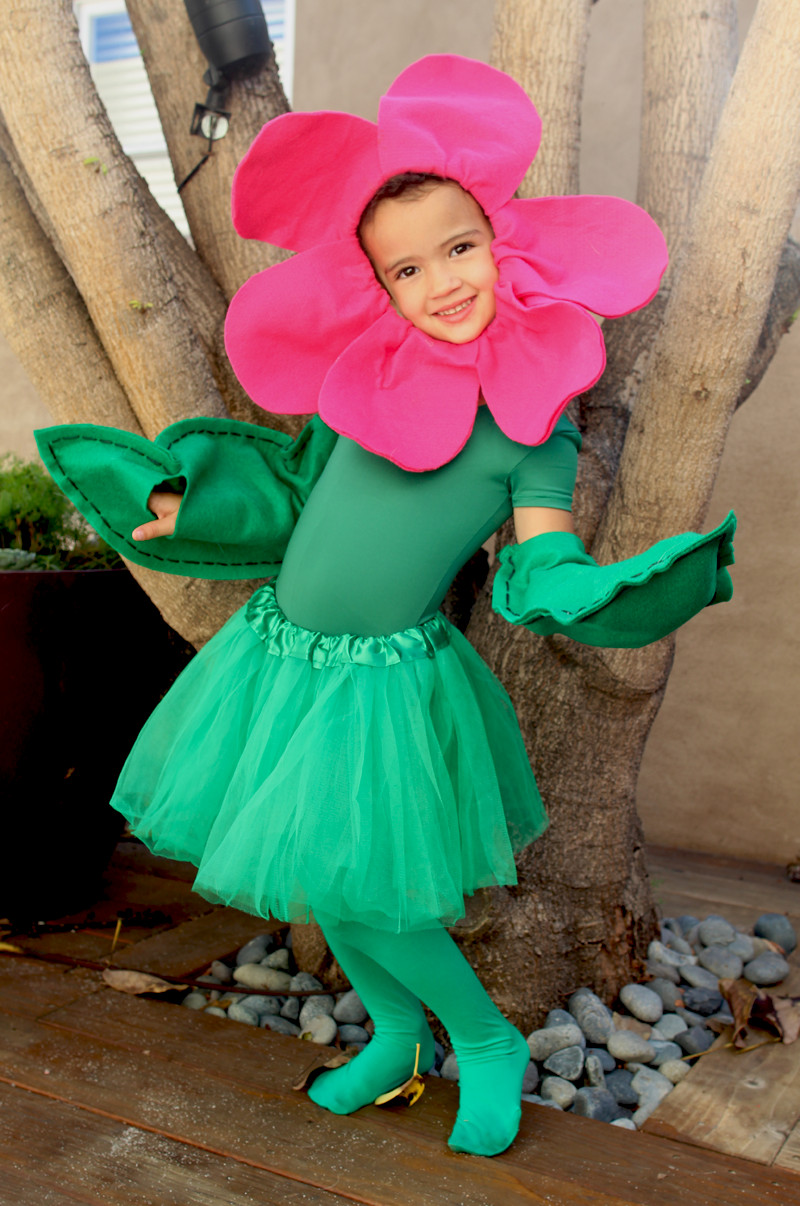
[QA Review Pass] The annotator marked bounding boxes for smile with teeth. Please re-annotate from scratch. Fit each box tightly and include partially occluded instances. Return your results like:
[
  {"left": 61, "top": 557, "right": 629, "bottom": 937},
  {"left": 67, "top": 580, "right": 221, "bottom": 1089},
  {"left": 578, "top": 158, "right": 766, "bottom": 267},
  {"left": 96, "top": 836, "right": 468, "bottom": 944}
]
[{"left": 434, "top": 296, "right": 475, "bottom": 318}]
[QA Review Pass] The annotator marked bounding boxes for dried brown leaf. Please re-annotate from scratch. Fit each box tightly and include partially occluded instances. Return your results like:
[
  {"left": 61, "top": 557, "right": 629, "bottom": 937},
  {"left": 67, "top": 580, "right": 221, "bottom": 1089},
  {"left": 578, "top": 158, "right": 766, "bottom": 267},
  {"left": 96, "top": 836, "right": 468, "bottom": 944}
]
[
  {"left": 749, "top": 991, "right": 783, "bottom": 1039},
  {"left": 770, "top": 995, "right": 800, "bottom": 1044},
  {"left": 102, "top": 968, "right": 179, "bottom": 995},
  {"left": 293, "top": 1051, "right": 353, "bottom": 1092},
  {"left": 719, "top": 977, "right": 800, "bottom": 1046},
  {"left": 719, "top": 977, "right": 760, "bottom": 1048}
]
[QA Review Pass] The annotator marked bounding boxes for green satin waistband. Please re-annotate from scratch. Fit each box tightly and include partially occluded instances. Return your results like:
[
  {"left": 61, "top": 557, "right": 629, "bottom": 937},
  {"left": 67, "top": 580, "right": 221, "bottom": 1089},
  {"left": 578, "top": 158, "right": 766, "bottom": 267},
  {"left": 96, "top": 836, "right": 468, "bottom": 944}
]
[{"left": 245, "top": 583, "right": 452, "bottom": 668}]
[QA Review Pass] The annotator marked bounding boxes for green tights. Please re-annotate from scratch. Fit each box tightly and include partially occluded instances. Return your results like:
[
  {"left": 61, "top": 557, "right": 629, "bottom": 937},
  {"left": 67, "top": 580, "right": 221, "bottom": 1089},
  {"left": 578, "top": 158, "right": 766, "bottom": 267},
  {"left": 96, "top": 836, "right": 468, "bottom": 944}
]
[{"left": 309, "top": 914, "right": 529, "bottom": 1157}]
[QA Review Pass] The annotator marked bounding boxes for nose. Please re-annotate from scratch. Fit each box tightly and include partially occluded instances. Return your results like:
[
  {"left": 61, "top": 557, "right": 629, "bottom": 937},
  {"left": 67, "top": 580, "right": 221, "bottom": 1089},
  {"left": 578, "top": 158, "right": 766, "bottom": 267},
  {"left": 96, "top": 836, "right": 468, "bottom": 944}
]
[{"left": 428, "top": 261, "right": 461, "bottom": 298}]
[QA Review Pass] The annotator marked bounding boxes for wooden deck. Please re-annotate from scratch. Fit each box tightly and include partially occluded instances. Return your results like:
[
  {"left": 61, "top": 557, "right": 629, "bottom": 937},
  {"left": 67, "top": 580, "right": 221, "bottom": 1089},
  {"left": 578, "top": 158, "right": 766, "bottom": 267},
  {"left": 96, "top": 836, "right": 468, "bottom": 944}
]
[
  {"left": 0, "top": 842, "right": 798, "bottom": 1205},
  {"left": 645, "top": 847, "right": 800, "bottom": 1180}
]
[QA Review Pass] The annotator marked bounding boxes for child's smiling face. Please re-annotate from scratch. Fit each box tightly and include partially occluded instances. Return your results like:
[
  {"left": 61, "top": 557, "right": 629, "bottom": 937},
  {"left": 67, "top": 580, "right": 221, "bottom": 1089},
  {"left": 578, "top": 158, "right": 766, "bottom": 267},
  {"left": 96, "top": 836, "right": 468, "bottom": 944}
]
[{"left": 360, "top": 181, "right": 498, "bottom": 344}]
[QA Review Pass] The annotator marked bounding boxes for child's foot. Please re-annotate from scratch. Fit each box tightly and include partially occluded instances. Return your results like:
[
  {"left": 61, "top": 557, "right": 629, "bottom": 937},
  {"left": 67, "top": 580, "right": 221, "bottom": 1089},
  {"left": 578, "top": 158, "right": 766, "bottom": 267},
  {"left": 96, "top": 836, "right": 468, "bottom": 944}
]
[
  {"left": 447, "top": 1024, "right": 530, "bottom": 1157},
  {"left": 308, "top": 1025, "right": 436, "bottom": 1115}
]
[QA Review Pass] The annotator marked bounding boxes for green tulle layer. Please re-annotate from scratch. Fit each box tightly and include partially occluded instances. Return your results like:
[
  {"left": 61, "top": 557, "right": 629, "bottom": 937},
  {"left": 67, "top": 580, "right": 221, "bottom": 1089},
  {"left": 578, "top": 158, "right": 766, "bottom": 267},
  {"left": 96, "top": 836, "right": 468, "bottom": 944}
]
[{"left": 110, "top": 585, "right": 546, "bottom": 933}]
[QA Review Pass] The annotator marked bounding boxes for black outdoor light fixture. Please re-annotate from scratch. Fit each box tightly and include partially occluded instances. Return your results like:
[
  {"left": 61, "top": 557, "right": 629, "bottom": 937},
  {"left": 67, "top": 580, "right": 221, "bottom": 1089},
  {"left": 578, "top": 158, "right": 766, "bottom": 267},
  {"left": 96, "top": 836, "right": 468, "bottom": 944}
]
[
  {"left": 179, "top": 0, "right": 272, "bottom": 190},
  {"left": 185, "top": 0, "right": 271, "bottom": 78}
]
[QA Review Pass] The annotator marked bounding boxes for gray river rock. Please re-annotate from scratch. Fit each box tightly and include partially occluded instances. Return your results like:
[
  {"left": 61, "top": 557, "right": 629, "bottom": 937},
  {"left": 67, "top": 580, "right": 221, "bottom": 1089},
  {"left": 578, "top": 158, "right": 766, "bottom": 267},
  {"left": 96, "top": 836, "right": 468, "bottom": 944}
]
[
  {"left": 754, "top": 913, "right": 797, "bottom": 955},
  {"left": 743, "top": 950, "right": 791, "bottom": 985},
  {"left": 568, "top": 989, "right": 615, "bottom": 1044},
  {"left": 527, "top": 1023, "right": 585, "bottom": 1061}
]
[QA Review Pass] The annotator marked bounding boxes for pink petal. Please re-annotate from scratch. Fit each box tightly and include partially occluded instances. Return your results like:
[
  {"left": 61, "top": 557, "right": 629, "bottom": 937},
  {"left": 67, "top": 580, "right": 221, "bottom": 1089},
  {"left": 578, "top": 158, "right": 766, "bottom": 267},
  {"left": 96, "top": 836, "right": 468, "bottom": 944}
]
[
  {"left": 478, "top": 292, "right": 606, "bottom": 446},
  {"left": 320, "top": 310, "right": 480, "bottom": 471},
  {"left": 225, "top": 240, "right": 387, "bottom": 416},
  {"left": 493, "top": 197, "right": 668, "bottom": 318},
  {"left": 231, "top": 112, "right": 382, "bottom": 250},
  {"left": 379, "top": 56, "right": 541, "bottom": 218}
]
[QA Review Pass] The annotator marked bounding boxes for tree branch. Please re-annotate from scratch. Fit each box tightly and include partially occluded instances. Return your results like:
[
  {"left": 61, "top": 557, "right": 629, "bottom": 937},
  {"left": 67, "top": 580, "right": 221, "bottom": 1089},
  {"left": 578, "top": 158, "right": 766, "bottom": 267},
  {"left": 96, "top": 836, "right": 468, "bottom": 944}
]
[
  {"left": 125, "top": 0, "right": 291, "bottom": 305},
  {"left": 639, "top": 0, "right": 738, "bottom": 251},
  {"left": 575, "top": 0, "right": 739, "bottom": 546},
  {"left": 736, "top": 234, "right": 800, "bottom": 410},
  {"left": 491, "top": 0, "right": 592, "bottom": 197},
  {"left": 0, "top": 132, "right": 142, "bottom": 433},
  {"left": 0, "top": 2, "right": 233, "bottom": 437},
  {"left": 597, "top": 0, "right": 800, "bottom": 562}
]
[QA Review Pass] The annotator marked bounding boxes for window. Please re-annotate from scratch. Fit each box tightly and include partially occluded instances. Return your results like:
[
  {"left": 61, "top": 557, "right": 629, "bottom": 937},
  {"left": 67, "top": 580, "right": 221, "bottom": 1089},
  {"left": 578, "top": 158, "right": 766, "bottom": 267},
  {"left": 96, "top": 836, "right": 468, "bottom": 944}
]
[{"left": 75, "top": 1, "right": 295, "bottom": 239}]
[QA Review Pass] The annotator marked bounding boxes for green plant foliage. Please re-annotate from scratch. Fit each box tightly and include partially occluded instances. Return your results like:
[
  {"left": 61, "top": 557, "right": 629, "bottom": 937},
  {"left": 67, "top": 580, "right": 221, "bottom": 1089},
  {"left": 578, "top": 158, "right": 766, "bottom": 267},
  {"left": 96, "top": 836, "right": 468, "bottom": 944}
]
[{"left": 0, "top": 453, "right": 122, "bottom": 571}]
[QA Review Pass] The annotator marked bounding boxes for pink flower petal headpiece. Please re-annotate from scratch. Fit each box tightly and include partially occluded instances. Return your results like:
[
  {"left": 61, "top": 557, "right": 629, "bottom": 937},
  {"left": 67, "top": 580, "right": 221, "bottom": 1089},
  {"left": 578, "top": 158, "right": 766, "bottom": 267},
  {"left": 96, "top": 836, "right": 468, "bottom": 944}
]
[{"left": 225, "top": 55, "right": 667, "bottom": 471}]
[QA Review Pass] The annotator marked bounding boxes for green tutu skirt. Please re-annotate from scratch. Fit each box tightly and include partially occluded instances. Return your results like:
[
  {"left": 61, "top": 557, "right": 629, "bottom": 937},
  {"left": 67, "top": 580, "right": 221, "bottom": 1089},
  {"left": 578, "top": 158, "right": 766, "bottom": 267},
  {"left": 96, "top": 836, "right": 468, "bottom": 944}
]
[{"left": 110, "top": 583, "right": 547, "bottom": 933}]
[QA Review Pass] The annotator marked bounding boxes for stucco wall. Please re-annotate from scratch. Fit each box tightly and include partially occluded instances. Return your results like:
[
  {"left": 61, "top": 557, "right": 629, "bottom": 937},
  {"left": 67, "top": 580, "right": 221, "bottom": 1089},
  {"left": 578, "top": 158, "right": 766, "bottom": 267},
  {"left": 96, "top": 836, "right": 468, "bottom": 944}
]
[
  {"left": 637, "top": 329, "right": 800, "bottom": 862},
  {"left": 2, "top": 0, "right": 797, "bottom": 861}
]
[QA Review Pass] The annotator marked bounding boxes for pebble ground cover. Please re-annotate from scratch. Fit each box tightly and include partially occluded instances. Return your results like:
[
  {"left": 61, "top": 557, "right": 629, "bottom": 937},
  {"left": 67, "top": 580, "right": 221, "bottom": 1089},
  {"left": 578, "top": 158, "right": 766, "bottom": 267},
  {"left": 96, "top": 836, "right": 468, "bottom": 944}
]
[{"left": 181, "top": 910, "right": 797, "bottom": 1128}]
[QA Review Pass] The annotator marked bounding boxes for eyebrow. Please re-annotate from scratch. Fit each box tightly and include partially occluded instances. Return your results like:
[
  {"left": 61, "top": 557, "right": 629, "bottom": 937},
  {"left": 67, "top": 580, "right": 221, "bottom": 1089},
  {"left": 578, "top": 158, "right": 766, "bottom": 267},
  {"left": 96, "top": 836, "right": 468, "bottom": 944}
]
[{"left": 384, "top": 228, "right": 484, "bottom": 276}]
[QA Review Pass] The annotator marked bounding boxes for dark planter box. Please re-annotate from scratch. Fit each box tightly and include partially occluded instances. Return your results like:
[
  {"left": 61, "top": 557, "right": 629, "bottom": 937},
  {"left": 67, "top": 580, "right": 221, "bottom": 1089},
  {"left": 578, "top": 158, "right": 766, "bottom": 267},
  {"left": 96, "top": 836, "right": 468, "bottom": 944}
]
[{"left": 0, "top": 568, "right": 192, "bottom": 920}]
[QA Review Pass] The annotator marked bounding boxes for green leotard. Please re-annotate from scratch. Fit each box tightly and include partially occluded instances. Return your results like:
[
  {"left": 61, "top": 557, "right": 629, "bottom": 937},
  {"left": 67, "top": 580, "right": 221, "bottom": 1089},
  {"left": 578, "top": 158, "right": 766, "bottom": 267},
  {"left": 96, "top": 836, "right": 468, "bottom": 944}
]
[
  {"left": 81, "top": 411, "right": 578, "bottom": 932},
  {"left": 276, "top": 407, "right": 579, "bottom": 637},
  {"left": 33, "top": 406, "right": 734, "bottom": 932}
]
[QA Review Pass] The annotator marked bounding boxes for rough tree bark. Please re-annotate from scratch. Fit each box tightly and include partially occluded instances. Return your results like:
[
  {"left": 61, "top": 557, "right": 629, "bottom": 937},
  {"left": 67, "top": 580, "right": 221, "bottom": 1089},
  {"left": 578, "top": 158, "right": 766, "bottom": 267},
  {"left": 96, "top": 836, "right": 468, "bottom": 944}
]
[
  {"left": 0, "top": 0, "right": 798, "bottom": 1025},
  {"left": 0, "top": 1, "right": 289, "bottom": 641},
  {"left": 461, "top": 0, "right": 800, "bottom": 1027},
  {"left": 492, "top": 0, "right": 592, "bottom": 198}
]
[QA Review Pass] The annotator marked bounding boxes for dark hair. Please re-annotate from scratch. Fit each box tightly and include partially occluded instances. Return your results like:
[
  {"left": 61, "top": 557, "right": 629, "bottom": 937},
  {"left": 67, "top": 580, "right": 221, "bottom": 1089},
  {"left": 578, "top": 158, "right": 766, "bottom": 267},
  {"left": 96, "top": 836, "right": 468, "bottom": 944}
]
[{"left": 357, "top": 173, "right": 452, "bottom": 246}]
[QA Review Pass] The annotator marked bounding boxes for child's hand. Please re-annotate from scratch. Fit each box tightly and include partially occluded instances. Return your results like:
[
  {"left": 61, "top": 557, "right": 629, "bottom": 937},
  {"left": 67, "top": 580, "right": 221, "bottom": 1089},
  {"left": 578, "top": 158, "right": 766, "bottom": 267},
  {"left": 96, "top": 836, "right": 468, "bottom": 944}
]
[{"left": 132, "top": 491, "right": 183, "bottom": 541}]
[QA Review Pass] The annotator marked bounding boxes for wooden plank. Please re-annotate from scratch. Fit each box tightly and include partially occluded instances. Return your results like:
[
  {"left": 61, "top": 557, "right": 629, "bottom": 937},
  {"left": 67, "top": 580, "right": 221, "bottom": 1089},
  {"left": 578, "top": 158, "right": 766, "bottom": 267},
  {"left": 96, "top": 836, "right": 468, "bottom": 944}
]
[
  {"left": 5, "top": 870, "right": 212, "bottom": 966},
  {"left": 0, "top": 1010, "right": 626, "bottom": 1206},
  {"left": 7, "top": 845, "right": 800, "bottom": 1202},
  {"left": 32, "top": 987, "right": 800, "bottom": 1206},
  {"left": 775, "top": 1123, "right": 800, "bottom": 1176},
  {"left": 0, "top": 1082, "right": 353, "bottom": 1205},
  {"left": 647, "top": 845, "right": 798, "bottom": 883},
  {"left": 110, "top": 909, "right": 285, "bottom": 978},
  {"left": 3, "top": 930, "right": 155, "bottom": 967},
  {"left": 109, "top": 840, "right": 198, "bottom": 884},
  {"left": 0, "top": 958, "right": 102, "bottom": 1022},
  {"left": 644, "top": 1030, "right": 800, "bottom": 1166},
  {"left": 644, "top": 848, "right": 800, "bottom": 1170},
  {"left": 647, "top": 847, "right": 800, "bottom": 932}
]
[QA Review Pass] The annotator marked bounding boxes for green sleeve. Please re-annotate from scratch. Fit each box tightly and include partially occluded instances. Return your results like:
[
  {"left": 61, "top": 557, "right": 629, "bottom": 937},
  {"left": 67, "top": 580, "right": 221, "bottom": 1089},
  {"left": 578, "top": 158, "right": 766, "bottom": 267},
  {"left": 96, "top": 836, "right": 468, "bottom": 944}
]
[
  {"left": 492, "top": 512, "right": 736, "bottom": 648},
  {"left": 508, "top": 414, "right": 581, "bottom": 511},
  {"left": 34, "top": 415, "right": 338, "bottom": 580}
]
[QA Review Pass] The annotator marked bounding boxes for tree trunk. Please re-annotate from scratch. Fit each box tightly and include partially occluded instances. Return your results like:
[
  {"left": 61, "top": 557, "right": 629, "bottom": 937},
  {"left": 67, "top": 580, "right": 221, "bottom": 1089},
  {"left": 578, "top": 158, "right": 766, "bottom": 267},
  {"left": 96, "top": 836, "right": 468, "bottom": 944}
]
[
  {"left": 465, "top": 0, "right": 800, "bottom": 1027},
  {"left": 0, "top": 2, "right": 274, "bottom": 647},
  {"left": 0, "top": 3, "right": 229, "bottom": 437},
  {"left": 576, "top": 0, "right": 739, "bottom": 544},
  {"left": 0, "top": 134, "right": 141, "bottom": 434},
  {"left": 598, "top": 0, "right": 800, "bottom": 556},
  {"left": 125, "top": 0, "right": 292, "bottom": 305},
  {"left": 492, "top": 0, "right": 592, "bottom": 197}
]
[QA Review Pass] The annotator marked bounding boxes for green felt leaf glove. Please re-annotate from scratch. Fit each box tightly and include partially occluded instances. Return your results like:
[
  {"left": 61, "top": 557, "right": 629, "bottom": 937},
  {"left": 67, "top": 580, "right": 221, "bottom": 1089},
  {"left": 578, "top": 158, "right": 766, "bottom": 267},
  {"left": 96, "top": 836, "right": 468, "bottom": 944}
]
[
  {"left": 34, "top": 415, "right": 338, "bottom": 579},
  {"left": 492, "top": 511, "right": 736, "bottom": 648}
]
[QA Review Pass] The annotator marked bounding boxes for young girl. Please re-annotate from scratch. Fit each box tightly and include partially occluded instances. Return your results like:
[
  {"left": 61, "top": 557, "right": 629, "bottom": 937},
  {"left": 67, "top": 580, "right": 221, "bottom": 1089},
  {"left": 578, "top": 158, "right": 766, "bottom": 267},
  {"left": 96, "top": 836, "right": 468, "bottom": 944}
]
[{"left": 36, "top": 56, "right": 734, "bottom": 1159}]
